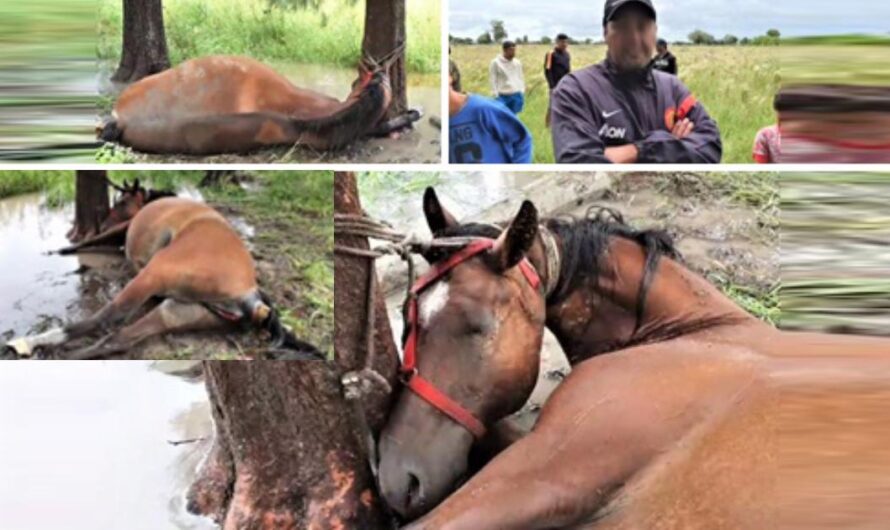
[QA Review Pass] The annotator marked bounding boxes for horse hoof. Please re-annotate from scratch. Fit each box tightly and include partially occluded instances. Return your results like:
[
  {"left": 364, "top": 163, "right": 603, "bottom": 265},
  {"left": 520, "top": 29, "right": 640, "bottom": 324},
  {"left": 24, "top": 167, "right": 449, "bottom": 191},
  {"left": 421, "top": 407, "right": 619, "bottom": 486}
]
[{"left": 4, "top": 338, "right": 31, "bottom": 358}]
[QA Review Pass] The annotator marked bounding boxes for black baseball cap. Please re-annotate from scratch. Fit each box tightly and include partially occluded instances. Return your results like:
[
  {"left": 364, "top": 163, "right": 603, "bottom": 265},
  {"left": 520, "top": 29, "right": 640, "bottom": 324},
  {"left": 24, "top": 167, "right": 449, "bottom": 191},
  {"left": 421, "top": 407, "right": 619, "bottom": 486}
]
[{"left": 603, "top": 0, "right": 656, "bottom": 26}]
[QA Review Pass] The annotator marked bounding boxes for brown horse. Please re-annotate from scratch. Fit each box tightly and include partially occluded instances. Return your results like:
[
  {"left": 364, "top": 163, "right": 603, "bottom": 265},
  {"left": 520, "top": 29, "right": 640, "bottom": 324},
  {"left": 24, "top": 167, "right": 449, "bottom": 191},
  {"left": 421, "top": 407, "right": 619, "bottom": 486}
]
[
  {"left": 5, "top": 191, "right": 321, "bottom": 360},
  {"left": 100, "top": 52, "right": 411, "bottom": 155},
  {"left": 378, "top": 188, "right": 890, "bottom": 527}
]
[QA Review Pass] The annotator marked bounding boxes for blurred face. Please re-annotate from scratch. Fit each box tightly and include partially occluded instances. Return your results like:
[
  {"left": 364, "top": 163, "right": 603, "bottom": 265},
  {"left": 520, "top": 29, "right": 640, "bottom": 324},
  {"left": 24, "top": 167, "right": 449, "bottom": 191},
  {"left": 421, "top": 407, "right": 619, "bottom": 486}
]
[
  {"left": 604, "top": 5, "right": 657, "bottom": 71},
  {"left": 503, "top": 46, "right": 516, "bottom": 60},
  {"left": 556, "top": 38, "right": 568, "bottom": 51},
  {"left": 657, "top": 43, "right": 667, "bottom": 54}
]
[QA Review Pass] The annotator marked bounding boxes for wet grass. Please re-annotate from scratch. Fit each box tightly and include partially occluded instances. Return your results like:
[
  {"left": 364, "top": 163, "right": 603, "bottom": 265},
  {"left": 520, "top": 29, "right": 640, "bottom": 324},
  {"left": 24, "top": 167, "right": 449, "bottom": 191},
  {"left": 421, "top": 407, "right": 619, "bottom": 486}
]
[
  {"left": 98, "top": 0, "right": 441, "bottom": 74},
  {"left": 451, "top": 44, "right": 778, "bottom": 164},
  {"left": 201, "top": 172, "right": 334, "bottom": 355},
  {"left": 0, "top": 171, "right": 75, "bottom": 205}
]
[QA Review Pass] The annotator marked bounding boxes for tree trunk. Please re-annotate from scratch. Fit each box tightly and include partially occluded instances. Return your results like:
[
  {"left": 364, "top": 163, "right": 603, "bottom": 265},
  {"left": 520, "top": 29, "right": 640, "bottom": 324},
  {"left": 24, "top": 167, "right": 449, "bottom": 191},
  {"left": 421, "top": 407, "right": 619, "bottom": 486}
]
[
  {"left": 187, "top": 362, "right": 392, "bottom": 530},
  {"left": 112, "top": 0, "right": 171, "bottom": 83},
  {"left": 362, "top": 0, "right": 408, "bottom": 119},
  {"left": 68, "top": 170, "right": 110, "bottom": 243},
  {"left": 333, "top": 171, "right": 400, "bottom": 430},
  {"left": 187, "top": 173, "right": 400, "bottom": 529}
]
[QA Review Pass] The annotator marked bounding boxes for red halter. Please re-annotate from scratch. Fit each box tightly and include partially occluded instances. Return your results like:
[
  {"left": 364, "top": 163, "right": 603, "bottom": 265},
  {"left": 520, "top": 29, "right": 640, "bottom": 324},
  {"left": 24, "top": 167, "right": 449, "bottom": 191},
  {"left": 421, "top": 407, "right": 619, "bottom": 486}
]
[{"left": 401, "top": 239, "right": 541, "bottom": 439}]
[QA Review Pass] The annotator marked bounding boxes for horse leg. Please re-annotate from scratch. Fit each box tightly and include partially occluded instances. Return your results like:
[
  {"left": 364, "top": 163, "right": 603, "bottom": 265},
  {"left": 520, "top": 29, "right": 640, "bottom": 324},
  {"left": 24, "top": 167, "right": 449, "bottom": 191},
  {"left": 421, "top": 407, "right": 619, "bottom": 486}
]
[
  {"left": 368, "top": 109, "right": 422, "bottom": 137},
  {"left": 66, "top": 300, "right": 228, "bottom": 360},
  {"left": 403, "top": 429, "right": 606, "bottom": 530},
  {"left": 5, "top": 259, "right": 165, "bottom": 357}
]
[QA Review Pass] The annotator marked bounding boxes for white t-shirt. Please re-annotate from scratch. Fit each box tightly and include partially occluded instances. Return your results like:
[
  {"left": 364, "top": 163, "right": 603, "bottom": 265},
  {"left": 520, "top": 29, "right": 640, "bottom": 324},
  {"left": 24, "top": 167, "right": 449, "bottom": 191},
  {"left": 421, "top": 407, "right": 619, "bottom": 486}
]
[{"left": 489, "top": 55, "right": 525, "bottom": 96}]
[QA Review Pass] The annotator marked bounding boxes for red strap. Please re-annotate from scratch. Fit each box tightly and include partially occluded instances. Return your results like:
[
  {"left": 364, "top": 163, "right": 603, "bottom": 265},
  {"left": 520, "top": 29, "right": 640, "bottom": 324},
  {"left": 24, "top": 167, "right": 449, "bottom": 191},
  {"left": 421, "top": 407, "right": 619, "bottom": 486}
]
[
  {"left": 399, "top": 237, "right": 542, "bottom": 440},
  {"left": 406, "top": 374, "right": 487, "bottom": 438},
  {"left": 677, "top": 95, "right": 697, "bottom": 120},
  {"left": 411, "top": 239, "right": 495, "bottom": 294}
]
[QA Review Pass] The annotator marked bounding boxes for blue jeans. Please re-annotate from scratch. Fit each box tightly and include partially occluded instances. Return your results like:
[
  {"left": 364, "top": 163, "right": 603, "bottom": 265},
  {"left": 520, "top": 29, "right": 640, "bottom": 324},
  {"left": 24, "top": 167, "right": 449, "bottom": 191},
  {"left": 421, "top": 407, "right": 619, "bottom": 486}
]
[{"left": 497, "top": 92, "right": 525, "bottom": 114}]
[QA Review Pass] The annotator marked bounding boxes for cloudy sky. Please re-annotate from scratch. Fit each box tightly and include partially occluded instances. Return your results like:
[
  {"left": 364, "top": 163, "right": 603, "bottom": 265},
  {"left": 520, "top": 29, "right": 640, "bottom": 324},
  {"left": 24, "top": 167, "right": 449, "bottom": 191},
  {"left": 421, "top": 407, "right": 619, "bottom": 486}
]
[{"left": 450, "top": 0, "right": 890, "bottom": 42}]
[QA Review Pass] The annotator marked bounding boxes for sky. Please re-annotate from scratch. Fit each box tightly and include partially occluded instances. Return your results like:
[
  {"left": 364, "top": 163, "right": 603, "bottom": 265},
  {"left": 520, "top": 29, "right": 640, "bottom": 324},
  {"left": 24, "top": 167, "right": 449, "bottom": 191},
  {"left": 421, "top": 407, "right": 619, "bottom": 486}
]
[{"left": 449, "top": 0, "right": 890, "bottom": 42}]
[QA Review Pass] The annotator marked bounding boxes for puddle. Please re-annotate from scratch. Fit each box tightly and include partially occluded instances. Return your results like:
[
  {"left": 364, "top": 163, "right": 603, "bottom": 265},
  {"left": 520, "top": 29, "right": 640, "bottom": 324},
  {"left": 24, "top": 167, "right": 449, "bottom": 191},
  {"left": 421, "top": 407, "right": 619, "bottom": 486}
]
[
  {"left": 0, "top": 361, "right": 216, "bottom": 530},
  {"left": 0, "top": 193, "right": 122, "bottom": 338}
]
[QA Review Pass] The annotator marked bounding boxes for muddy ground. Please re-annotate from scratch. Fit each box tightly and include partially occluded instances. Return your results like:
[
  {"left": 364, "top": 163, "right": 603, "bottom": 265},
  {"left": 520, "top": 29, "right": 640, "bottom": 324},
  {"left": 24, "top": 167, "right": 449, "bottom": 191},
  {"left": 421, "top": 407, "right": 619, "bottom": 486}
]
[
  {"left": 0, "top": 174, "right": 333, "bottom": 360},
  {"left": 369, "top": 172, "right": 779, "bottom": 427}
]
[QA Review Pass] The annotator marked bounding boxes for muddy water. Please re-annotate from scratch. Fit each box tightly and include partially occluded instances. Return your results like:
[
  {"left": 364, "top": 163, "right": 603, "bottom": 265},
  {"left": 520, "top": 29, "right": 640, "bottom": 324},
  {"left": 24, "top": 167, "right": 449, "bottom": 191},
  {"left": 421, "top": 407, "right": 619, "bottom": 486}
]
[
  {"left": 0, "top": 193, "right": 123, "bottom": 339},
  {"left": 0, "top": 361, "right": 215, "bottom": 530}
]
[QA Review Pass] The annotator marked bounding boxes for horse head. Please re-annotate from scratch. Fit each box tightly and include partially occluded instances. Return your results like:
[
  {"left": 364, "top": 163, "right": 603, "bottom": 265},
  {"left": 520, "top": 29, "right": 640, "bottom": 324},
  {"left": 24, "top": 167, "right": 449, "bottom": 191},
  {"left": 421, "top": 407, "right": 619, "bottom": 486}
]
[
  {"left": 101, "top": 178, "right": 148, "bottom": 231},
  {"left": 377, "top": 188, "right": 547, "bottom": 520}
]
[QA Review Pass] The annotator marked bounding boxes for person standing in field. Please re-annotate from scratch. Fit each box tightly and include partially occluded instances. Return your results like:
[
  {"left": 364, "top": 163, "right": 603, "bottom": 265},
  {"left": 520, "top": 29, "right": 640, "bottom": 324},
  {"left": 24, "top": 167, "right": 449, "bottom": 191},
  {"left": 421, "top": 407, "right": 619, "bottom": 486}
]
[
  {"left": 550, "top": 0, "right": 722, "bottom": 163},
  {"left": 450, "top": 60, "right": 533, "bottom": 164},
  {"left": 652, "top": 38, "right": 677, "bottom": 75},
  {"left": 490, "top": 41, "right": 526, "bottom": 114},
  {"left": 545, "top": 33, "right": 572, "bottom": 127}
]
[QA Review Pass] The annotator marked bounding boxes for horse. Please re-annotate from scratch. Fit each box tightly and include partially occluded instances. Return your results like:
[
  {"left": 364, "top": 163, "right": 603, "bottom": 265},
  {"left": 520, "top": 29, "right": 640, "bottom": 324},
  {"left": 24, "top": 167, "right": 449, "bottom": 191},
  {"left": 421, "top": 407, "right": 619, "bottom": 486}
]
[
  {"left": 377, "top": 187, "right": 890, "bottom": 527},
  {"left": 5, "top": 188, "right": 321, "bottom": 361},
  {"left": 99, "top": 50, "right": 415, "bottom": 155}
]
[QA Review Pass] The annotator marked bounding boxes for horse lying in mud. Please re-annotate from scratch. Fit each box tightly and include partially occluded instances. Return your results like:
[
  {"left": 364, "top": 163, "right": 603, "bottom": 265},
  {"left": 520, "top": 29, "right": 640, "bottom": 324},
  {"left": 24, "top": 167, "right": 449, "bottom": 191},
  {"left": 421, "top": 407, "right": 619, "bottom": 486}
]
[
  {"left": 99, "top": 51, "right": 420, "bottom": 155},
  {"left": 5, "top": 186, "right": 322, "bottom": 360},
  {"left": 377, "top": 188, "right": 890, "bottom": 528}
]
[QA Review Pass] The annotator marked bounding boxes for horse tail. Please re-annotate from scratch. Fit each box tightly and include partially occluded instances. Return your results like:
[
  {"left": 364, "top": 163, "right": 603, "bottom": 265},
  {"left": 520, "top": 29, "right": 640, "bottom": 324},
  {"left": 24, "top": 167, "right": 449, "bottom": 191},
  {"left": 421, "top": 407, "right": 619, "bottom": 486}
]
[
  {"left": 98, "top": 119, "right": 124, "bottom": 143},
  {"left": 288, "top": 79, "right": 388, "bottom": 149},
  {"left": 242, "top": 291, "right": 325, "bottom": 360}
]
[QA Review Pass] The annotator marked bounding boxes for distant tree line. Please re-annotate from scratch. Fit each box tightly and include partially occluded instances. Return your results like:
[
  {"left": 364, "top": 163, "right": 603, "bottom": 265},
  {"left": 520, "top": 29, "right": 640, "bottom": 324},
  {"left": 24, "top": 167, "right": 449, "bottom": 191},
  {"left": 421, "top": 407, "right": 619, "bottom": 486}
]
[{"left": 449, "top": 22, "right": 783, "bottom": 46}]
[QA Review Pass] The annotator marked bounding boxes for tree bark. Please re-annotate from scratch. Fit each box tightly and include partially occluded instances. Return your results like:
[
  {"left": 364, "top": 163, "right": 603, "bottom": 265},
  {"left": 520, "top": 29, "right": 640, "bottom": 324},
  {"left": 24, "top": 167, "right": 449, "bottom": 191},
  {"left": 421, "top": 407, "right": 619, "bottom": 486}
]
[
  {"left": 187, "top": 362, "right": 391, "bottom": 530},
  {"left": 68, "top": 170, "right": 110, "bottom": 243},
  {"left": 362, "top": 0, "right": 408, "bottom": 119},
  {"left": 112, "top": 0, "right": 171, "bottom": 83},
  {"left": 186, "top": 173, "right": 400, "bottom": 529},
  {"left": 333, "top": 171, "right": 400, "bottom": 430}
]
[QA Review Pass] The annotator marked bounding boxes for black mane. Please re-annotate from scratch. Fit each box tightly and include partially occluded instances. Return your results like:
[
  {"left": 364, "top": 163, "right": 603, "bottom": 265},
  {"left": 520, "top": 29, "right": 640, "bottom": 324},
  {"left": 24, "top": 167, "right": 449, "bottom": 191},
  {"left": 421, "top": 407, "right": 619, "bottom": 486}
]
[
  {"left": 289, "top": 75, "right": 388, "bottom": 150},
  {"left": 436, "top": 208, "right": 681, "bottom": 331}
]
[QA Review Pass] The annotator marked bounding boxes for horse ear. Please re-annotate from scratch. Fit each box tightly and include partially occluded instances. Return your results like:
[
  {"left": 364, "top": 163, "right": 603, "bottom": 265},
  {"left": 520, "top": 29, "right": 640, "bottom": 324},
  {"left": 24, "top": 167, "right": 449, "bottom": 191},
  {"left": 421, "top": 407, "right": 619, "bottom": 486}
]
[
  {"left": 489, "top": 201, "right": 538, "bottom": 272},
  {"left": 133, "top": 178, "right": 141, "bottom": 192},
  {"left": 423, "top": 187, "right": 458, "bottom": 235}
]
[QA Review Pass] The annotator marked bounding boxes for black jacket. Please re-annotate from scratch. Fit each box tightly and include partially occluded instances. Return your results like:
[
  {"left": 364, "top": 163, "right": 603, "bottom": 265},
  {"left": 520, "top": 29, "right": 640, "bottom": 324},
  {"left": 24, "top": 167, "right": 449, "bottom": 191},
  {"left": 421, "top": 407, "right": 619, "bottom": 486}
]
[
  {"left": 550, "top": 59, "right": 722, "bottom": 163},
  {"left": 652, "top": 51, "right": 677, "bottom": 75},
  {"left": 544, "top": 49, "right": 571, "bottom": 89}
]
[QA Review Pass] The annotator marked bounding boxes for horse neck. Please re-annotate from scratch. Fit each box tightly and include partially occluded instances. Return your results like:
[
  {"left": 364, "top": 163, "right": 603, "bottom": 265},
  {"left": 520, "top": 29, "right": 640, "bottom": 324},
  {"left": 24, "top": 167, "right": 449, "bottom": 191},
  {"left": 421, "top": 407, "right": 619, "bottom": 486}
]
[{"left": 541, "top": 236, "right": 759, "bottom": 364}]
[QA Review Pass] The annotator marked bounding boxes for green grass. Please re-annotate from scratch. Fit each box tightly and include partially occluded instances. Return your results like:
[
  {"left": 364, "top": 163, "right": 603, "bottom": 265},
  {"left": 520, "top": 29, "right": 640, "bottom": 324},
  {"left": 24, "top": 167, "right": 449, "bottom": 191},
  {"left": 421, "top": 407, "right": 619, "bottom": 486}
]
[
  {"left": 0, "top": 171, "right": 75, "bottom": 206},
  {"left": 780, "top": 44, "right": 890, "bottom": 86},
  {"left": 721, "top": 280, "right": 780, "bottom": 325},
  {"left": 98, "top": 0, "right": 441, "bottom": 74},
  {"left": 451, "top": 44, "right": 778, "bottom": 164}
]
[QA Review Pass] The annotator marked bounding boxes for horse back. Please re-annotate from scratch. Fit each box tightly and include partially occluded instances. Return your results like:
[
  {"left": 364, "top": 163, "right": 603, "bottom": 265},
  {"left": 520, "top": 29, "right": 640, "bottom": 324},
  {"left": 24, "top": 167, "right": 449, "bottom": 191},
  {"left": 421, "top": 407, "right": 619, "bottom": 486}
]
[{"left": 114, "top": 55, "right": 341, "bottom": 124}]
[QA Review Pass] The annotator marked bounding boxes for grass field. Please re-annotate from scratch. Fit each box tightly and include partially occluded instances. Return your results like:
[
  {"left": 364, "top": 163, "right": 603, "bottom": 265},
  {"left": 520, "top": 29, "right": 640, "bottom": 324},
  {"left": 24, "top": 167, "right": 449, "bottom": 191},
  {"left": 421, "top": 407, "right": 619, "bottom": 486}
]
[
  {"left": 98, "top": 0, "right": 441, "bottom": 74},
  {"left": 451, "top": 44, "right": 779, "bottom": 164}
]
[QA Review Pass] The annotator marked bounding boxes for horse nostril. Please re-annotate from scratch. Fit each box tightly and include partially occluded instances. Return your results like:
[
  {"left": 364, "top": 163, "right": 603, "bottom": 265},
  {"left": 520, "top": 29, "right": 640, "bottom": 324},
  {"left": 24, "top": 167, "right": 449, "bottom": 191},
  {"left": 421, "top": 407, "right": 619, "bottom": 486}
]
[{"left": 406, "top": 472, "right": 423, "bottom": 510}]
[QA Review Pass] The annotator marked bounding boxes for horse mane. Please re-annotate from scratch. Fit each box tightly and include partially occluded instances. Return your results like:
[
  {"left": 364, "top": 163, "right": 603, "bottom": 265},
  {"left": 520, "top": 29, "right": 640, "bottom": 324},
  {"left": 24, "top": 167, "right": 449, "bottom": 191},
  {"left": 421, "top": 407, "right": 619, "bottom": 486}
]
[
  {"left": 436, "top": 208, "right": 681, "bottom": 332},
  {"left": 145, "top": 189, "right": 177, "bottom": 203},
  {"left": 288, "top": 77, "right": 388, "bottom": 149}
]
